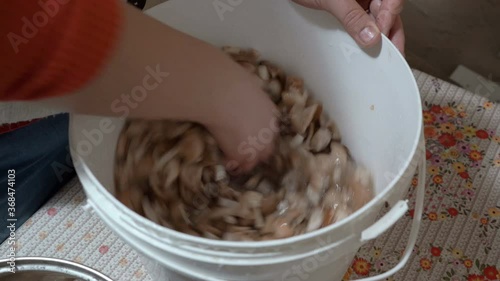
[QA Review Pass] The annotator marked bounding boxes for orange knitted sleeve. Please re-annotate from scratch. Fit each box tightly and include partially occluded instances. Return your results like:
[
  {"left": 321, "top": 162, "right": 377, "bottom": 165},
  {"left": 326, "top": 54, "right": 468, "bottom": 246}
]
[{"left": 0, "top": 0, "right": 123, "bottom": 100}]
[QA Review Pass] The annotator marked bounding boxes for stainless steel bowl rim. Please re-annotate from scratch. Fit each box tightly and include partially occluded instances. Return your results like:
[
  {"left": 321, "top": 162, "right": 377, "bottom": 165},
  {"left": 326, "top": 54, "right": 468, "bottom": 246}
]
[{"left": 0, "top": 257, "right": 114, "bottom": 281}]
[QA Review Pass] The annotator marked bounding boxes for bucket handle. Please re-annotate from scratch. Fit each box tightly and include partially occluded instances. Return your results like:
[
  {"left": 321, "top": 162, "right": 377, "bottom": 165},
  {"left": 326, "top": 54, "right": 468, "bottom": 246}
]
[{"left": 354, "top": 142, "right": 426, "bottom": 281}]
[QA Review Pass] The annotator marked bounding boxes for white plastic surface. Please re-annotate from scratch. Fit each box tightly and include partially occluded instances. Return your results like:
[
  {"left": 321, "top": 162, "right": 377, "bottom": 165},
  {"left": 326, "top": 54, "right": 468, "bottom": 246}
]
[
  {"left": 69, "top": 1, "right": 424, "bottom": 280},
  {"left": 360, "top": 200, "right": 409, "bottom": 242},
  {"left": 355, "top": 136, "right": 426, "bottom": 281}
]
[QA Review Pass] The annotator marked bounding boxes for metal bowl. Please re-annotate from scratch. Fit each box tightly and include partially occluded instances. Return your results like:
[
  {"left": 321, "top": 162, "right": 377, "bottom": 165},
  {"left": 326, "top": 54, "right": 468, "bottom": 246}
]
[{"left": 0, "top": 257, "right": 114, "bottom": 281}]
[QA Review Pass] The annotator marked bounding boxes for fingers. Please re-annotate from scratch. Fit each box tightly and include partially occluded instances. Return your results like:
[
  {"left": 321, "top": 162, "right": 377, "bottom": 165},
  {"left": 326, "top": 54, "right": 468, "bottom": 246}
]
[
  {"left": 322, "top": 0, "right": 382, "bottom": 47},
  {"left": 357, "top": 0, "right": 372, "bottom": 10},
  {"left": 389, "top": 16, "right": 405, "bottom": 55},
  {"left": 376, "top": 0, "right": 404, "bottom": 35},
  {"left": 224, "top": 135, "right": 276, "bottom": 175},
  {"left": 368, "top": 0, "right": 404, "bottom": 54},
  {"left": 369, "top": 0, "right": 382, "bottom": 16},
  {"left": 215, "top": 103, "right": 279, "bottom": 175},
  {"left": 293, "top": 0, "right": 381, "bottom": 48}
]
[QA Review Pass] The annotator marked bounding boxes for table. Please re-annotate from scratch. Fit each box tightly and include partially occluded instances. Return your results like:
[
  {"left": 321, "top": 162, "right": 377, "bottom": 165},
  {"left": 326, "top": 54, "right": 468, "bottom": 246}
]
[{"left": 1, "top": 70, "right": 499, "bottom": 281}]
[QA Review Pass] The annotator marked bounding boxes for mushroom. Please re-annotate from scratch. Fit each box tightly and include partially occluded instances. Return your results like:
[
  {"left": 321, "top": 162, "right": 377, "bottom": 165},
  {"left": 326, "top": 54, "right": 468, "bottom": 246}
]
[
  {"left": 291, "top": 104, "right": 319, "bottom": 134},
  {"left": 310, "top": 128, "right": 332, "bottom": 152},
  {"left": 177, "top": 129, "right": 205, "bottom": 164},
  {"left": 114, "top": 47, "right": 374, "bottom": 241}
]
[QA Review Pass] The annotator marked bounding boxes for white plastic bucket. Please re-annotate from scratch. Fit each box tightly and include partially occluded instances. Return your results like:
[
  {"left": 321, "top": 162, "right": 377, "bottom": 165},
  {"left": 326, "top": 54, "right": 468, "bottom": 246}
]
[{"left": 69, "top": 1, "right": 426, "bottom": 280}]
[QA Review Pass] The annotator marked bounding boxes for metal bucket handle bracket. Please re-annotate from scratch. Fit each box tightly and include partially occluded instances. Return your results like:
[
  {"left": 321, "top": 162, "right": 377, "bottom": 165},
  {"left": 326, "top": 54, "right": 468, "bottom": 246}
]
[{"left": 354, "top": 142, "right": 426, "bottom": 281}]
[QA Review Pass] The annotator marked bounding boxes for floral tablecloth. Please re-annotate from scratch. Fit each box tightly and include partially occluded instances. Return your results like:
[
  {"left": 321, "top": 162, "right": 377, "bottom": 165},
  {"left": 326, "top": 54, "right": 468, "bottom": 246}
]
[
  {"left": 1, "top": 70, "right": 499, "bottom": 281},
  {"left": 347, "top": 70, "right": 500, "bottom": 281}
]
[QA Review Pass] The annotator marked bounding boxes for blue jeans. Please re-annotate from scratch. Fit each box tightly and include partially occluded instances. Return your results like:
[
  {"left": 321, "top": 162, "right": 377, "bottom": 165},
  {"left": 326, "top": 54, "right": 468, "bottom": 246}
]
[{"left": 0, "top": 114, "right": 76, "bottom": 243}]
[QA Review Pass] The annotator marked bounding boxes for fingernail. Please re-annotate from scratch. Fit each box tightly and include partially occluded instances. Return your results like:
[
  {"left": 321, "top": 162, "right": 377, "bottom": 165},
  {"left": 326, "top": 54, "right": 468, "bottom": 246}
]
[{"left": 360, "top": 25, "right": 379, "bottom": 44}]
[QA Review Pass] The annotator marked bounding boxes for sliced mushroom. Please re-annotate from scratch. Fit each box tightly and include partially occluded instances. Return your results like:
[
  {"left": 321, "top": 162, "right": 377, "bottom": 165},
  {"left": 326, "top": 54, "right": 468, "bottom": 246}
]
[
  {"left": 260, "top": 61, "right": 284, "bottom": 79},
  {"left": 261, "top": 193, "right": 280, "bottom": 215},
  {"left": 286, "top": 77, "right": 304, "bottom": 93},
  {"left": 334, "top": 206, "right": 352, "bottom": 222},
  {"left": 306, "top": 208, "right": 324, "bottom": 232},
  {"left": 256, "top": 179, "right": 274, "bottom": 195},
  {"left": 310, "top": 128, "right": 332, "bottom": 152},
  {"left": 257, "top": 65, "right": 270, "bottom": 81},
  {"left": 274, "top": 221, "right": 295, "bottom": 239},
  {"left": 114, "top": 47, "right": 375, "bottom": 241},
  {"left": 244, "top": 174, "right": 263, "bottom": 189},
  {"left": 289, "top": 134, "right": 305, "bottom": 149},
  {"left": 322, "top": 207, "right": 336, "bottom": 227},
  {"left": 265, "top": 79, "right": 283, "bottom": 102},
  {"left": 177, "top": 129, "right": 205, "bottom": 164},
  {"left": 214, "top": 165, "right": 227, "bottom": 182},
  {"left": 223, "top": 47, "right": 260, "bottom": 63},
  {"left": 349, "top": 166, "right": 374, "bottom": 211},
  {"left": 291, "top": 104, "right": 319, "bottom": 134},
  {"left": 282, "top": 91, "right": 307, "bottom": 109}
]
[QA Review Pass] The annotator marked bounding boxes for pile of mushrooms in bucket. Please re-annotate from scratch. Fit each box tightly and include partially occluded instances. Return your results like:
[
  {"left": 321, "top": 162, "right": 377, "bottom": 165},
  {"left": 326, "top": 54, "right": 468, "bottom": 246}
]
[{"left": 114, "top": 47, "right": 374, "bottom": 242}]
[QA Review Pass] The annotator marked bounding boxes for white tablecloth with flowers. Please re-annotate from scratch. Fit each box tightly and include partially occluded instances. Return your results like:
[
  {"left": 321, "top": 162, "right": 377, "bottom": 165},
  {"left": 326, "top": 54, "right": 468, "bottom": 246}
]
[
  {"left": 346, "top": 70, "right": 500, "bottom": 281},
  {"left": 1, "top": 69, "right": 499, "bottom": 281}
]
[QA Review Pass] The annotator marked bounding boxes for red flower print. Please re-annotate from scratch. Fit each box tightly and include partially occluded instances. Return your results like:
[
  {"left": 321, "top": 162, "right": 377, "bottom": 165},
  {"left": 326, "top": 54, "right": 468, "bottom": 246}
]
[
  {"left": 430, "top": 247, "right": 441, "bottom": 257},
  {"left": 454, "top": 131, "right": 465, "bottom": 140},
  {"left": 99, "top": 245, "right": 109, "bottom": 254},
  {"left": 426, "top": 150, "right": 432, "bottom": 160},
  {"left": 464, "top": 259, "right": 473, "bottom": 268},
  {"left": 428, "top": 212, "right": 438, "bottom": 221},
  {"left": 424, "top": 126, "right": 437, "bottom": 138},
  {"left": 480, "top": 218, "right": 488, "bottom": 225},
  {"left": 420, "top": 258, "right": 432, "bottom": 270},
  {"left": 423, "top": 111, "right": 436, "bottom": 124},
  {"left": 408, "top": 209, "right": 415, "bottom": 218},
  {"left": 469, "top": 150, "right": 483, "bottom": 162},
  {"left": 442, "top": 106, "right": 456, "bottom": 117},
  {"left": 476, "top": 130, "right": 489, "bottom": 139},
  {"left": 459, "top": 172, "right": 470, "bottom": 179},
  {"left": 430, "top": 105, "right": 443, "bottom": 114},
  {"left": 438, "top": 133, "right": 457, "bottom": 147},
  {"left": 47, "top": 208, "right": 57, "bottom": 216},
  {"left": 468, "top": 274, "right": 485, "bottom": 281},
  {"left": 433, "top": 175, "right": 443, "bottom": 184},
  {"left": 448, "top": 208, "right": 459, "bottom": 217},
  {"left": 411, "top": 178, "right": 418, "bottom": 187},
  {"left": 352, "top": 258, "right": 371, "bottom": 276},
  {"left": 483, "top": 266, "right": 499, "bottom": 280}
]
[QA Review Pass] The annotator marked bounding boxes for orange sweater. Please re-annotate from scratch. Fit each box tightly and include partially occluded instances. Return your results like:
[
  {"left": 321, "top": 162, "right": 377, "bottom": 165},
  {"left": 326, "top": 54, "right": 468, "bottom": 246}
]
[{"left": 0, "top": 0, "right": 123, "bottom": 101}]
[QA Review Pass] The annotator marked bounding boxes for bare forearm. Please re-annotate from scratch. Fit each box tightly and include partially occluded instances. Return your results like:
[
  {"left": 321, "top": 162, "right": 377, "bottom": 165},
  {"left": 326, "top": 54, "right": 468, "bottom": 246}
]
[
  {"left": 42, "top": 4, "right": 254, "bottom": 125},
  {"left": 40, "top": 3, "right": 277, "bottom": 168}
]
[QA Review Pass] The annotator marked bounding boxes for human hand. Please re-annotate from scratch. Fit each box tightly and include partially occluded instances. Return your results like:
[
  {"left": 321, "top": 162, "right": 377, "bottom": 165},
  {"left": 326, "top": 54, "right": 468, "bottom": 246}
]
[
  {"left": 292, "top": 0, "right": 405, "bottom": 54},
  {"left": 368, "top": 0, "right": 405, "bottom": 54},
  {"left": 200, "top": 61, "right": 279, "bottom": 173},
  {"left": 40, "top": 4, "right": 278, "bottom": 173}
]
